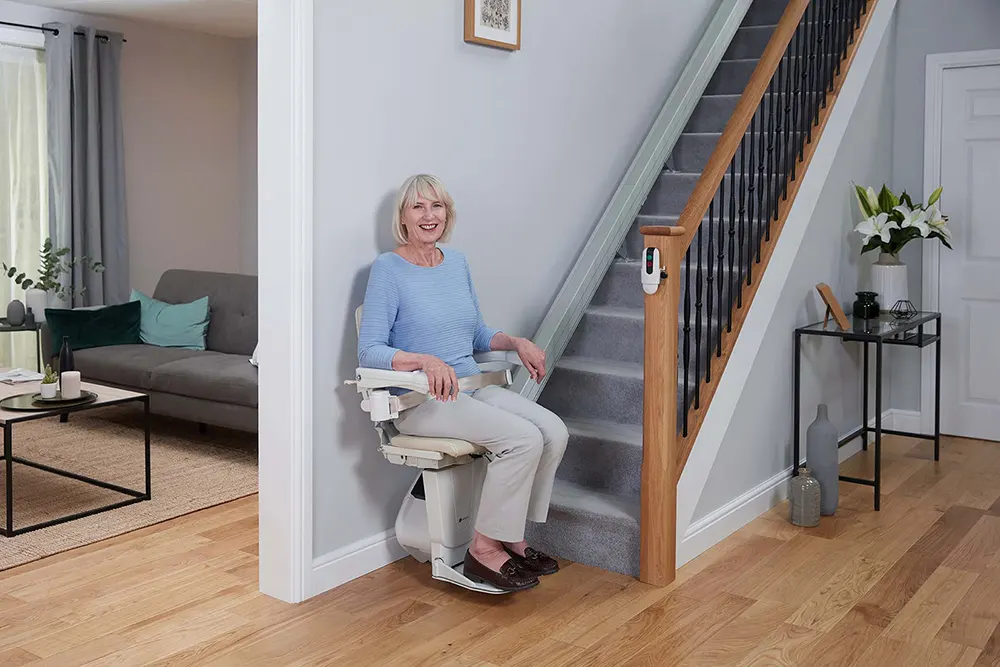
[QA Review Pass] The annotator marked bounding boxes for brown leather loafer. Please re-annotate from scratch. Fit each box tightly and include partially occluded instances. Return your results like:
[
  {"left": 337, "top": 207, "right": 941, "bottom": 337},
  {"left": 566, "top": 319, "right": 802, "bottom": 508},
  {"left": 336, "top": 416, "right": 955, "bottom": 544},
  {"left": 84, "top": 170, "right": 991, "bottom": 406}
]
[
  {"left": 503, "top": 545, "right": 559, "bottom": 576},
  {"left": 463, "top": 550, "right": 539, "bottom": 592}
]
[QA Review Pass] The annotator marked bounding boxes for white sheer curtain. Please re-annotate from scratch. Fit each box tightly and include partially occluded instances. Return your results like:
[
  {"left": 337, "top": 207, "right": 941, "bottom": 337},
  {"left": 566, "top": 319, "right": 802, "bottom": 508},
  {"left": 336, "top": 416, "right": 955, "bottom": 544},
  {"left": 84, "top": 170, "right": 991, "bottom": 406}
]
[{"left": 0, "top": 43, "right": 47, "bottom": 370}]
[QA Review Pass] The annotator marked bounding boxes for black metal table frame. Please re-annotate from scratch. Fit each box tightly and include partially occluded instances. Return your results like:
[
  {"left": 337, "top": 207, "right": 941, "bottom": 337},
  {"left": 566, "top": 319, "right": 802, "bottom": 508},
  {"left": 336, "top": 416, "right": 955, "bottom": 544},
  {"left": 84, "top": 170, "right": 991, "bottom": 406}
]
[
  {"left": 1, "top": 394, "right": 150, "bottom": 536},
  {"left": 793, "top": 314, "right": 941, "bottom": 511}
]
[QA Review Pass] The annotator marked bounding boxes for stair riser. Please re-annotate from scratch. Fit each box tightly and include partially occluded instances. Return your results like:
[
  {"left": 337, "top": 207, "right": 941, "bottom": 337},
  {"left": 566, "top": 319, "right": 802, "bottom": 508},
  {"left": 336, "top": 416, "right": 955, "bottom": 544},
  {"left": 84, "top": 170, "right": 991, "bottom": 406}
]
[
  {"left": 524, "top": 506, "right": 640, "bottom": 577},
  {"left": 743, "top": 0, "right": 791, "bottom": 26},
  {"left": 539, "top": 368, "right": 643, "bottom": 426},
  {"left": 558, "top": 433, "right": 642, "bottom": 497},
  {"left": 725, "top": 24, "right": 844, "bottom": 61},
  {"left": 671, "top": 132, "right": 803, "bottom": 173}
]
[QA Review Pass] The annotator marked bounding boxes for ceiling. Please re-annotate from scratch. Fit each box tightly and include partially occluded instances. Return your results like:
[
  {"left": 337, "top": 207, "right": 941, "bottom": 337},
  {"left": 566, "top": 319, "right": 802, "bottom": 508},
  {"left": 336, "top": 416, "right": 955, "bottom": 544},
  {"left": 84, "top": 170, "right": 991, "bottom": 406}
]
[{"left": 12, "top": 0, "right": 256, "bottom": 38}]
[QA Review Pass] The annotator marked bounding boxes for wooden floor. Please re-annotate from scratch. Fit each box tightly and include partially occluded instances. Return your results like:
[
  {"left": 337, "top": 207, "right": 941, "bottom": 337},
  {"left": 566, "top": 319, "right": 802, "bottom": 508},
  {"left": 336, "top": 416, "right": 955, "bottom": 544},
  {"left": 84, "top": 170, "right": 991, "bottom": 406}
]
[{"left": 0, "top": 434, "right": 998, "bottom": 666}]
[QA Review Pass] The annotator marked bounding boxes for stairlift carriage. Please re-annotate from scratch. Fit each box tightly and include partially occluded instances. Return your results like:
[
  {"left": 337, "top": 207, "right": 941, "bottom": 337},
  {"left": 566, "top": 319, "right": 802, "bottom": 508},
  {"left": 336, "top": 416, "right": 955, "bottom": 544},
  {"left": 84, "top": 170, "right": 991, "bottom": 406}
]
[{"left": 345, "top": 306, "right": 523, "bottom": 594}]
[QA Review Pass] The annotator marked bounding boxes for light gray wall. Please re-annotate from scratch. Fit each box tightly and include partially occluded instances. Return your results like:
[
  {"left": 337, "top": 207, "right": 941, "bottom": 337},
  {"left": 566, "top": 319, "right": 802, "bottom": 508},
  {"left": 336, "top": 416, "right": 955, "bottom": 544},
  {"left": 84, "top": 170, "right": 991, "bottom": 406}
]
[
  {"left": 239, "top": 38, "right": 257, "bottom": 275},
  {"left": 692, "top": 22, "right": 897, "bottom": 522},
  {"left": 888, "top": 0, "right": 1000, "bottom": 411},
  {"left": 311, "top": 0, "right": 721, "bottom": 558}
]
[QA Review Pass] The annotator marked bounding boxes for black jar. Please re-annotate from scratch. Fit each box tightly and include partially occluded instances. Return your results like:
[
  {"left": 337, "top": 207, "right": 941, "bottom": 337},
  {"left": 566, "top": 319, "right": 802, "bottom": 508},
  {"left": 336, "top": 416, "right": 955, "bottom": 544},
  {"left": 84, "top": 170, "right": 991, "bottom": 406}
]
[{"left": 852, "top": 291, "right": 880, "bottom": 319}]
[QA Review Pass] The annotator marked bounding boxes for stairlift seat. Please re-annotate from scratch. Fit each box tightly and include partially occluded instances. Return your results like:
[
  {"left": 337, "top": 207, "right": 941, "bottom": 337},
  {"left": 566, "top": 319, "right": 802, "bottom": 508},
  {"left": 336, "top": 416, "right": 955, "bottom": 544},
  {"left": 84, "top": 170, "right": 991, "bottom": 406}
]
[{"left": 389, "top": 434, "right": 487, "bottom": 458}]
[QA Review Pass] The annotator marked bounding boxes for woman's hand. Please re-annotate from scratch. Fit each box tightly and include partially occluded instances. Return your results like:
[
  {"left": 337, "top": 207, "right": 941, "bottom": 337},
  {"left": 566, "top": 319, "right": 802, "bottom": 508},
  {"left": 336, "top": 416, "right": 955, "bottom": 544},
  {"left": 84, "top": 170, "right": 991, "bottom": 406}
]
[
  {"left": 419, "top": 355, "right": 459, "bottom": 402},
  {"left": 514, "top": 338, "right": 546, "bottom": 383}
]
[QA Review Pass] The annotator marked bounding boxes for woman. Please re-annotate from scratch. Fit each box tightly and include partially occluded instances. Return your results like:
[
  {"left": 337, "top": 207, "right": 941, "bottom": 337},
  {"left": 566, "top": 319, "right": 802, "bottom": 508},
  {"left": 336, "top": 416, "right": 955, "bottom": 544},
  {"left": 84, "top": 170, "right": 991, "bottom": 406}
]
[{"left": 358, "top": 174, "right": 569, "bottom": 592}]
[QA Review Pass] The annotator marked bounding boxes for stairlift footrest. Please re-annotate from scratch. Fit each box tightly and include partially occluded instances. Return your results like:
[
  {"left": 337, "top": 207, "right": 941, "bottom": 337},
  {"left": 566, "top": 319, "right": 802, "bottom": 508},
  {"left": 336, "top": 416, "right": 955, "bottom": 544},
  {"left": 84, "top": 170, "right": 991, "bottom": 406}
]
[{"left": 431, "top": 559, "right": 509, "bottom": 595}]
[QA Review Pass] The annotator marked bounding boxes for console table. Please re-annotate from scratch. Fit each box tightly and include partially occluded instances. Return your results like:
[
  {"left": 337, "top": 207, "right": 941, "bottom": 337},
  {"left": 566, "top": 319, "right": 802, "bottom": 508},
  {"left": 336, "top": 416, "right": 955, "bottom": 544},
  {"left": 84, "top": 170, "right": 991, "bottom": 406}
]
[{"left": 793, "top": 311, "right": 941, "bottom": 510}]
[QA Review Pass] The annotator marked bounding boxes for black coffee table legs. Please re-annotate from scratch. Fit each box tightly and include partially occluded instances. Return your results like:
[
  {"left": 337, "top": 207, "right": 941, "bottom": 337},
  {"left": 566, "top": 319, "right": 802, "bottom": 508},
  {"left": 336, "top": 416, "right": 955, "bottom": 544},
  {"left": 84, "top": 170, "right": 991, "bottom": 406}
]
[{"left": 0, "top": 396, "right": 151, "bottom": 536}]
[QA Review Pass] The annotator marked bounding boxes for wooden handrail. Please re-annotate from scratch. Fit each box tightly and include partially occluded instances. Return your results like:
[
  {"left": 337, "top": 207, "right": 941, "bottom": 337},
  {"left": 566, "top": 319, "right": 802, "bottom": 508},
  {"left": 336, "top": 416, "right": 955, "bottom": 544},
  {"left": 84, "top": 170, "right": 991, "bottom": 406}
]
[{"left": 676, "top": 0, "right": 809, "bottom": 248}]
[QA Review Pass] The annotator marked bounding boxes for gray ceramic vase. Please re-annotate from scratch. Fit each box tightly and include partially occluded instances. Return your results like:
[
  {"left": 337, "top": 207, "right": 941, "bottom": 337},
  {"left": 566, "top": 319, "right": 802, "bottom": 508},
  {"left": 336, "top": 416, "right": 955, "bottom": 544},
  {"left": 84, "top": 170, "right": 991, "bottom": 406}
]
[
  {"left": 806, "top": 403, "right": 839, "bottom": 515},
  {"left": 789, "top": 467, "right": 821, "bottom": 527},
  {"left": 5, "top": 299, "right": 25, "bottom": 326}
]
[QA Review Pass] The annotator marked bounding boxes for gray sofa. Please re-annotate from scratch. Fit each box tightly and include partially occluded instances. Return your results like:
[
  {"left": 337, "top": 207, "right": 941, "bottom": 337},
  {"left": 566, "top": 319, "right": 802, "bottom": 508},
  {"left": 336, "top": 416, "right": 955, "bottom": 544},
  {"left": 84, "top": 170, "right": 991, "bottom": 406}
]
[{"left": 41, "top": 269, "right": 258, "bottom": 433}]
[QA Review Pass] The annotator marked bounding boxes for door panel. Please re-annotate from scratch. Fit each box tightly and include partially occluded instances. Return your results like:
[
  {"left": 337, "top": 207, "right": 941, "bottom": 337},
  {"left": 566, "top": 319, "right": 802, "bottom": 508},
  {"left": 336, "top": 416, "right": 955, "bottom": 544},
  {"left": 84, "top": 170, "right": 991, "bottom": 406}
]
[{"left": 939, "top": 63, "right": 1000, "bottom": 441}]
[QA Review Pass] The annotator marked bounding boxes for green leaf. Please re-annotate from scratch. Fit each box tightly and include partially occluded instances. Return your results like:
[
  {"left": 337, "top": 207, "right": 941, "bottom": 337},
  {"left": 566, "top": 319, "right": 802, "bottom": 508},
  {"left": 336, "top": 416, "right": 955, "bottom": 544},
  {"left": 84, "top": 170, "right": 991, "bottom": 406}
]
[
  {"left": 6, "top": 267, "right": 15, "bottom": 278},
  {"left": 855, "top": 185, "right": 874, "bottom": 218},
  {"left": 928, "top": 186, "right": 942, "bottom": 206},
  {"left": 21, "top": 279, "right": 33, "bottom": 290},
  {"left": 878, "top": 185, "right": 897, "bottom": 212}
]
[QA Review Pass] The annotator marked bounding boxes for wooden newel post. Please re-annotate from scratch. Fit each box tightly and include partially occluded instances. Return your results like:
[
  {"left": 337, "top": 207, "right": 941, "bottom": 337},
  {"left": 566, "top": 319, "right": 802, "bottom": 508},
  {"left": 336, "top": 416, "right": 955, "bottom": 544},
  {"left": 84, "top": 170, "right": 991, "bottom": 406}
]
[{"left": 639, "top": 225, "right": 686, "bottom": 587}]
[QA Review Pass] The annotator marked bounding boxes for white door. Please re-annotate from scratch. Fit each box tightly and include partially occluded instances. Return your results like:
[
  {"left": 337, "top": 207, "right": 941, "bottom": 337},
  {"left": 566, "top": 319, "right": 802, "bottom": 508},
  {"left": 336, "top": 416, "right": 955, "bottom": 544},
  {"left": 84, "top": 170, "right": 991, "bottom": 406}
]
[{"left": 939, "top": 63, "right": 1000, "bottom": 441}]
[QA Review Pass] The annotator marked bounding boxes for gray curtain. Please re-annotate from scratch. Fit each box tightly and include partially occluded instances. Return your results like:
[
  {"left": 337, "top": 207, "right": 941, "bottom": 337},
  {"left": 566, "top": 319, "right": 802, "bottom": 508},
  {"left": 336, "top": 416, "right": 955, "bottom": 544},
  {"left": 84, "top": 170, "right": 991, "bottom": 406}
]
[{"left": 43, "top": 23, "right": 128, "bottom": 307}]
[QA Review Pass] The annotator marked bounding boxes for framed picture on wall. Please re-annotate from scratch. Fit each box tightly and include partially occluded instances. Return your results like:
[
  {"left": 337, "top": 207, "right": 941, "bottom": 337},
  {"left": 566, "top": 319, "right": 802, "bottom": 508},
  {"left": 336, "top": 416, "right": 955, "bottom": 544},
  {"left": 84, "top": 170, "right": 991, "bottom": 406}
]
[{"left": 464, "top": 0, "right": 521, "bottom": 51}]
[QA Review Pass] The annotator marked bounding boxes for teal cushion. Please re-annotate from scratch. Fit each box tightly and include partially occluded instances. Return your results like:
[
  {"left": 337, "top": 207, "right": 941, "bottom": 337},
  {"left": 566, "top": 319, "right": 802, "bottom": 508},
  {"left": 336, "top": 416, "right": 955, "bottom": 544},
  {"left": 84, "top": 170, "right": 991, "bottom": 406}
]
[
  {"left": 45, "top": 301, "right": 142, "bottom": 352},
  {"left": 129, "top": 288, "right": 210, "bottom": 350}
]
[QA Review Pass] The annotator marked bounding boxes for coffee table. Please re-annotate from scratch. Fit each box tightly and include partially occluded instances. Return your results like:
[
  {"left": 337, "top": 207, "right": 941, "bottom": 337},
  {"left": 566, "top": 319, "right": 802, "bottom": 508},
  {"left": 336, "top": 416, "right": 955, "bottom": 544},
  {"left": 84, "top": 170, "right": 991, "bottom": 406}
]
[{"left": 0, "top": 377, "right": 150, "bottom": 536}]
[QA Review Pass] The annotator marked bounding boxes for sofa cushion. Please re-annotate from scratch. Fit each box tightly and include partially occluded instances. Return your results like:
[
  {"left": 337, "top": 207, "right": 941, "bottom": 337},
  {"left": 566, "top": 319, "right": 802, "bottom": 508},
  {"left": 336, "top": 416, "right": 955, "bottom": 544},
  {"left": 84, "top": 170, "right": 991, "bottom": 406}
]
[
  {"left": 149, "top": 353, "right": 258, "bottom": 408},
  {"left": 153, "top": 269, "right": 257, "bottom": 356},
  {"left": 73, "top": 345, "right": 209, "bottom": 389},
  {"left": 44, "top": 301, "right": 141, "bottom": 353},
  {"left": 130, "top": 288, "right": 210, "bottom": 350}
]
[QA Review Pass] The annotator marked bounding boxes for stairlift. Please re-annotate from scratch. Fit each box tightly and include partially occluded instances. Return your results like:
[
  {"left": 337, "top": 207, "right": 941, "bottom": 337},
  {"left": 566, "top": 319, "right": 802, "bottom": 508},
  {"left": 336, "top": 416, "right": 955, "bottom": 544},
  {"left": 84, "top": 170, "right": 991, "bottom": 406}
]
[{"left": 345, "top": 306, "right": 523, "bottom": 595}]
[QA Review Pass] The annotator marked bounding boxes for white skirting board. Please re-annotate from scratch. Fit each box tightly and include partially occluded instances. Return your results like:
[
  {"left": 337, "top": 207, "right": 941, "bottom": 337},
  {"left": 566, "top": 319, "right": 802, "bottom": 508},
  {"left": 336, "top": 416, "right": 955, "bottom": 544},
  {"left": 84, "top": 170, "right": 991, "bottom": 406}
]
[
  {"left": 310, "top": 529, "right": 408, "bottom": 597},
  {"left": 677, "top": 409, "right": 922, "bottom": 566}
]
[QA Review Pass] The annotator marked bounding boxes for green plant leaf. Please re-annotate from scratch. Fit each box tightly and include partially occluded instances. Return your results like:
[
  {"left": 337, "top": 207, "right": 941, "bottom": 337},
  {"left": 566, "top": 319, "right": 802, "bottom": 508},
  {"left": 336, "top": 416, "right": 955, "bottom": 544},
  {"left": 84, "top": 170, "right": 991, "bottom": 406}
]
[
  {"left": 21, "top": 279, "right": 33, "bottom": 290},
  {"left": 6, "top": 267, "right": 14, "bottom": 278},
  {"left": 855, "top": 185, "right": 874, "bottom": 218},
  {"left": 878, "top": 185, "right": 897, "bottom": 212}
]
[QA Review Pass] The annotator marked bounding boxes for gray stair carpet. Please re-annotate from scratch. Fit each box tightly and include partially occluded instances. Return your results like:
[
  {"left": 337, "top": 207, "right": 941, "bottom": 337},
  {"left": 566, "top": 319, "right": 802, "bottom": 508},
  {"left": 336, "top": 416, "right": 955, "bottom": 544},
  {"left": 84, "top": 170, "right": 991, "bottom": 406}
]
[{"left": 527, "top": 0, "right": 800, "bottom": 577}]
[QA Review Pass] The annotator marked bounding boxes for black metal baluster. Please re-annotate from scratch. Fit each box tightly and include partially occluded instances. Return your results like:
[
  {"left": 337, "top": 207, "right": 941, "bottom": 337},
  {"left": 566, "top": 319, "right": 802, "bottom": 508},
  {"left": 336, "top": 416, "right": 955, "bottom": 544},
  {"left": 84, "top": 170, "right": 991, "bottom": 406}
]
[
  {"left": 683, "top": 244, "right": 691, "bottom": 437},
  {"left": 706, "top": 199, "right": 715, "bottom": 376},
  {"left": 757, "top": 99, "right": 767, "bottom": 263},
  {"left": 737, "top": 135, "right": 746, "bottom": 304},
  {"left": 796, "top": 5, "right": 810, "bottom": 163},
  {"left": 835, "top": 0, "right": 845, "bottom": 77},
  {"left": 785, "top": 20, "right": 799, "bottom": 197},
  {"left": 807, "top": 1, "right": 820, "bottom": 139},
  {"left": 694, "top": 225, "right": 703, "bottom": 409},
  {"left": 728, "top": 158, "right": 736, "bottom": 332},
  {"left": 746, "top": 114, "right": 756, "bottom": 286},
  {"left": 716, "top": 189, "right": 725, "bottom": 356},
  {"left": 772, "top": 57, "right": 783, "bottom": 217},
  {"left": 820, "top": 0, "right": 832, "bottom": 107}
]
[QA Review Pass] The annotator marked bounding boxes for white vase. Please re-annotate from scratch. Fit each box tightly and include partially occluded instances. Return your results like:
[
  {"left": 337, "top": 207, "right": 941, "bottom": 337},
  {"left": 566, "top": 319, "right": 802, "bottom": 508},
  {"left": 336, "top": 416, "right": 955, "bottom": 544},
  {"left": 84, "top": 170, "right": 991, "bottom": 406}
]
[
  {"left": 870, "top": 252, "right": 907, "bottom": 312},
  {"left": 24, "top": 288, "right": 48, "bottom": 323},
  {"left": 39, "top": 382, "right": 57, "bottom": 399}
]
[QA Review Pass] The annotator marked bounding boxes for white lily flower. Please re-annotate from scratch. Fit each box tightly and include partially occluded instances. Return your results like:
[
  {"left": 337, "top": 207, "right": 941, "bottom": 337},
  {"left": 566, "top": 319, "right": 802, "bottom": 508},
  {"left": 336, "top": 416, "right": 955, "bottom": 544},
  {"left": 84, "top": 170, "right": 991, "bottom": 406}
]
[
  {"left": 925, "top": 203, "right": 951, "bottom": 239},
  {"left": 893, "top": 204, "right": 931, "bottom": 237},
  {"left": 855, "top": 212, "right": 897, "bottom": 246},
  {"left": 865, "top": 186, "right": 879, "bottom": 213}
]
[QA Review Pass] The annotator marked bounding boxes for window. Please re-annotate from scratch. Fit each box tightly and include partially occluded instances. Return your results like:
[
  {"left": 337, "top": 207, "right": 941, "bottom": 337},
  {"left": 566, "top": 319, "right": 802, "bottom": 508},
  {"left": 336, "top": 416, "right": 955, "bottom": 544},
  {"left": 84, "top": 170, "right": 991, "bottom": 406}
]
[{"left": 0, "top": 38, "right": 46, "bottom": 370}]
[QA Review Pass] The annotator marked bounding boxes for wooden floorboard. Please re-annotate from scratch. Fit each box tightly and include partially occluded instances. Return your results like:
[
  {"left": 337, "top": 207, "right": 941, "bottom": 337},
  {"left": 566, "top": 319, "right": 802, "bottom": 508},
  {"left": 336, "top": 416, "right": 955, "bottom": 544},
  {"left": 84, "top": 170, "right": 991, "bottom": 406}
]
[{"left": 0, "top": 434, "right": 996, "bottom": 665}]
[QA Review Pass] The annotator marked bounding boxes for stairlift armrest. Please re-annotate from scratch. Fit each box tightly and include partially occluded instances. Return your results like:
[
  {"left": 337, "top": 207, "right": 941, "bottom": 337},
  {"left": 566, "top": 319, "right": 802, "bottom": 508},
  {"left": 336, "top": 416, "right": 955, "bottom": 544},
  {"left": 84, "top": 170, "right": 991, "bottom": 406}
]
[
  {"left": 472, "top": 350, "right": 523, "bottom": 367},
  {"left": 354, "top": 367, "right": 433, "bottom": 395}
]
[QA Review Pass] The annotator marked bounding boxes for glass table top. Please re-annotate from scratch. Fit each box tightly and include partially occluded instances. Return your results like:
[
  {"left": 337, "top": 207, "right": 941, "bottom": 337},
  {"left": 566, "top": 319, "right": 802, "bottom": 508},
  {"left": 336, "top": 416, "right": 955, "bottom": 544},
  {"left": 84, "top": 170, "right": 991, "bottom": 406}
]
[{"left": 797, "top": 311, "right": 939, "bottom": 340}]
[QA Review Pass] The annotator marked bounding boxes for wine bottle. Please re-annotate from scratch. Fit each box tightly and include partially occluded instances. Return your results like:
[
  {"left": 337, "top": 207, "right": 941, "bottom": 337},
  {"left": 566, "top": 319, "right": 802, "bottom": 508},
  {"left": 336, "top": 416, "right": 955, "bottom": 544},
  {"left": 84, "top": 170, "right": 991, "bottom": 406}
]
[{"left": 58, "top": 336, "right": 75, "bottom": 373}]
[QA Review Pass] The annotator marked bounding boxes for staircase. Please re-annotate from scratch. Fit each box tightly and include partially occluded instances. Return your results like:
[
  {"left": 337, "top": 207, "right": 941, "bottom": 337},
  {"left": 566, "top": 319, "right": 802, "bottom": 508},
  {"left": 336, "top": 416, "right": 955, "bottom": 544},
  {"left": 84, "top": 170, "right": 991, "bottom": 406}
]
[{"left": 526, "top": 0, "right": 864, "bottom": 577}]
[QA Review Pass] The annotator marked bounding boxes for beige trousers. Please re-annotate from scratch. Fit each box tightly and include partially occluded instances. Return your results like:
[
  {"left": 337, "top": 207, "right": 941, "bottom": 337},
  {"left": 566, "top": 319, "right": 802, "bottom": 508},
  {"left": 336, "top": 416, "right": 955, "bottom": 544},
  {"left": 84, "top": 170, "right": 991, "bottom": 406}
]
[{"left": 393, "top": 385, "right": 569, "bottom": 543}]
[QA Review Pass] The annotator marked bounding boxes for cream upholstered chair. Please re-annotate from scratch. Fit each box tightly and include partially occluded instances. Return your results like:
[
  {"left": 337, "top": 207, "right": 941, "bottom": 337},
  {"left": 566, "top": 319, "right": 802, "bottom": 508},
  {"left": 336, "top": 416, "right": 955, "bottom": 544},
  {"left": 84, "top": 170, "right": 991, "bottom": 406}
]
[{"left": 346, "top": 305, "right": 521, "bottom": 594}]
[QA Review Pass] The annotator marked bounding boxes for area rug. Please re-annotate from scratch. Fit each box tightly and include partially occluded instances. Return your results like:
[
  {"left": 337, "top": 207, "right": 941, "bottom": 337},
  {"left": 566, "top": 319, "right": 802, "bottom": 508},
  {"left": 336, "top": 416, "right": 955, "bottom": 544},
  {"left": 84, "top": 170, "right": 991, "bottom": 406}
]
[{"left": 0, "top": 403, "right": 257, "bottom": 571}]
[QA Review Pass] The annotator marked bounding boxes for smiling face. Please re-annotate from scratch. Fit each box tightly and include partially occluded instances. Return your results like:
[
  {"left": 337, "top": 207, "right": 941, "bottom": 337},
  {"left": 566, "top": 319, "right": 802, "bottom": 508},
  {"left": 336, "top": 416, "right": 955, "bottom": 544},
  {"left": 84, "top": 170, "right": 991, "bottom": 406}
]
[{"left": 400, "top": 193, "right": 448, "bottom": 246}]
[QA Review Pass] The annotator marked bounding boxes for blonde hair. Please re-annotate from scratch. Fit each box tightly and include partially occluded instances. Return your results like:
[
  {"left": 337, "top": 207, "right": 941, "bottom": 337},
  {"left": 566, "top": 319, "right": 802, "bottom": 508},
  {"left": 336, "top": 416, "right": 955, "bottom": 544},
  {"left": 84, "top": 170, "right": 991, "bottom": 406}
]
[{"left": 392, "top": 174, "right": 456, "bottom": 245}]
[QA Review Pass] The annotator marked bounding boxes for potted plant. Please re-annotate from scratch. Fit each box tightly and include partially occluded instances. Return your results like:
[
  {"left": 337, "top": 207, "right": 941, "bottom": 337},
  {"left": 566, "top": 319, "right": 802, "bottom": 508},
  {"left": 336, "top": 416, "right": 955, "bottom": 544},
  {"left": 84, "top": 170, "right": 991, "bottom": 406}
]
[
  {"left": 2, "top": 237, "right": 104, "bottom": 323},
  {"left": 853, "top": 183, "right": 951, "bottom": 310},
  {"left": 39, "top": 364, "right": 58, "bottom": 399}
]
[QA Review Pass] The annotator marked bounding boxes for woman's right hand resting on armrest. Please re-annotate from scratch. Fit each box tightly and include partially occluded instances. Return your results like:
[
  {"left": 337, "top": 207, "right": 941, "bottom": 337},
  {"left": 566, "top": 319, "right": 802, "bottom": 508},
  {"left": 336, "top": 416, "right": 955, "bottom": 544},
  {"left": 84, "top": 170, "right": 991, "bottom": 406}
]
[{"left": 391, "top": 351, "right": 459, "bottom": 402}]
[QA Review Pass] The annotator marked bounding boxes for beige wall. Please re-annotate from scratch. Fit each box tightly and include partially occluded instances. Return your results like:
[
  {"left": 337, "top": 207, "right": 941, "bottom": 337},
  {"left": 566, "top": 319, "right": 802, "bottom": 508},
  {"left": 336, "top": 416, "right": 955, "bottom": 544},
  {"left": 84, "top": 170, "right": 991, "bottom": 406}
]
[{"left": 0, "top": 0, "right": 256, "bottom": 296}]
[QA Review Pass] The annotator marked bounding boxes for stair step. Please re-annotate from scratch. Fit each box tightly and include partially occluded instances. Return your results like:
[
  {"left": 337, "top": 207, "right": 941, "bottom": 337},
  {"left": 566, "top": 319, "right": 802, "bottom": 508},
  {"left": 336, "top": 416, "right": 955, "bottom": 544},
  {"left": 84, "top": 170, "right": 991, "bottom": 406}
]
[
  {"left": 593, "top": 258, "right": 742, "bottom": 310},
  {"left": 524, "top": 479, "right": 640, "bottom": 577},
  {"left": 743, "top": 0, "right": 791, "bottom": 27},
  {"left": 559, "top": 418, "right": 643, "bottom": 497},
  {"left": 724, "top": 23, "right": 842, "bottom": 61},
  {"left": 540, "top": 356, "right": 643, "bottom": 426},
  {"left": 641, "top": 171, "right": 782, "bottom": 217}
]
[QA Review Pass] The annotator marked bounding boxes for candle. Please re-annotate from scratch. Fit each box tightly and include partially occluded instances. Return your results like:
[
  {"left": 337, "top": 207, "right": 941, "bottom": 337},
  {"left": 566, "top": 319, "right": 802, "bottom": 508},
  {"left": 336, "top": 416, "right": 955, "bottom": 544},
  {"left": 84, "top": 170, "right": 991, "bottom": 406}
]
[{"left": 60, "top": 371, "right": 81, "bottom": 399}]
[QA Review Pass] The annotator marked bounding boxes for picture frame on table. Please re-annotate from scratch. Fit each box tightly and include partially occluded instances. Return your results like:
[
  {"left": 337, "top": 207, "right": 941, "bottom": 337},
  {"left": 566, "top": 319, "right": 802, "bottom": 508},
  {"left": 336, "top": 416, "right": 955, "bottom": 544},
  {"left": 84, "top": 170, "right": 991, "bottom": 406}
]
[{"left": 464, "top": 0, "right": 521, "bottom": 51}]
